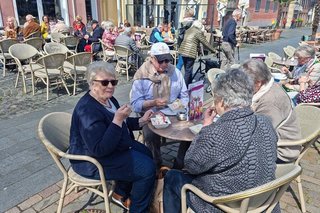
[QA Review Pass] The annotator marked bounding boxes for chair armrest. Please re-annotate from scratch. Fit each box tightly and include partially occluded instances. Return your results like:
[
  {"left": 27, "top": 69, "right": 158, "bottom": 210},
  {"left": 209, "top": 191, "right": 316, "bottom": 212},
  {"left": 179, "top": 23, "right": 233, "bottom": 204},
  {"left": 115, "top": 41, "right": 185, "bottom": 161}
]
[
  {"left": 181, "top": 184, "right": 215, "bottom": 213},
  {"left": 62, "top": 152, "right": 107, "bottom": 182},
  {"left": 277, "top": 139, "right": 308, "bottom": 146}
]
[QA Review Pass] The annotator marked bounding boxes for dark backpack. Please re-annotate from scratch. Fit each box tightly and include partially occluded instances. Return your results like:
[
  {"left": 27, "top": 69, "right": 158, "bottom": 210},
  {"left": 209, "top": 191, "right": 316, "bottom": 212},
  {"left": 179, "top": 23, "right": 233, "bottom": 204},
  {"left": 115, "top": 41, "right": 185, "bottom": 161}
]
[{"left": 177, "top": 21, "right": 193, "bottom": 47}]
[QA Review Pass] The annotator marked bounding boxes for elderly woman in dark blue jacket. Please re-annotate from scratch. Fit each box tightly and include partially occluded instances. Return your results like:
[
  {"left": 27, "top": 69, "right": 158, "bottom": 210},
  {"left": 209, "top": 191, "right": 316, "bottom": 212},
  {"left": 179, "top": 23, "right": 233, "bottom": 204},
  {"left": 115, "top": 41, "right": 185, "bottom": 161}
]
[
  {"left": 69, "top": 61, "right": 155, "bottom": 212},
  {"left": 163, "top": 69, "right": 279, "bottom": 212}
]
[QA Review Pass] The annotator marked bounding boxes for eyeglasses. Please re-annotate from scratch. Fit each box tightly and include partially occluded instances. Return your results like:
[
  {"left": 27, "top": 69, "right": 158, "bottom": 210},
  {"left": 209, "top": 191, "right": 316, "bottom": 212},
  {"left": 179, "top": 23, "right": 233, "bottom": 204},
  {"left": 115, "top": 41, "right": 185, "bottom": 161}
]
[
  {"left": 93, "top": 79, "right": 118, "bottom": 86},
  {"left": 157, "top": 59, "right": 171, "bottom": 64}
]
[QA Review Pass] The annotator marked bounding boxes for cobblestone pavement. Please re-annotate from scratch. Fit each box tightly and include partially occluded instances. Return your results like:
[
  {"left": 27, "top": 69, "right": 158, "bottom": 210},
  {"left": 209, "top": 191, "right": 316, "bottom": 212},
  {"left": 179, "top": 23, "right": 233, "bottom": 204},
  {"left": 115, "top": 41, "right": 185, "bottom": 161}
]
[{"left": 1, "top": 27, "right": 320, "bottom": 213}]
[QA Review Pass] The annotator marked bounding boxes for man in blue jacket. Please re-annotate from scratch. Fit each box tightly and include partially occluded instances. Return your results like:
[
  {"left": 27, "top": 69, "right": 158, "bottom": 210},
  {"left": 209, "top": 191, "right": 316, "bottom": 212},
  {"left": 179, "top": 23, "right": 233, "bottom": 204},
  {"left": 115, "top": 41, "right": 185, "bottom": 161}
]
[{"left": 221, "top": 9, "right": 241, "bottom": 70}]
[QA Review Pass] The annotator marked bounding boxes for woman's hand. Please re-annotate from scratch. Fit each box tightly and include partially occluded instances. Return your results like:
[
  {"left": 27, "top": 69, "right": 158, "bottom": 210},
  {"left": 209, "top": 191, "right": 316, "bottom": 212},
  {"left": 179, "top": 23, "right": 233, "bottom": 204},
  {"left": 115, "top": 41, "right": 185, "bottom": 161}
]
[
  {"left": 113, "top": 104, "right": 132, "bottom": 127},
  {"left": 140, "top": 110, "right": 153, "bottom": 122},
  {"left": 203, "top": 107, "right": 217, "bottom": 127},
  {"left": 281, "top": 66, "right": 289, "bottom": 74},
  {"left": 139, "top": 110, "right": 154, "bottom": 126}
]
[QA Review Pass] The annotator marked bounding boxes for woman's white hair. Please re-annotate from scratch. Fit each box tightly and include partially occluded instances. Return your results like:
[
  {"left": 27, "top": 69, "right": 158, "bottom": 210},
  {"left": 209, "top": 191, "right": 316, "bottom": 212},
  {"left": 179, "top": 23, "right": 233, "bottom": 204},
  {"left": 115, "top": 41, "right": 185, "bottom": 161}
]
[
  {"left": 101, "top": 20, "right": 114, "bottom": 31},
  {"left": 86, "top": 61, "right": 116, "bottom": 85}
]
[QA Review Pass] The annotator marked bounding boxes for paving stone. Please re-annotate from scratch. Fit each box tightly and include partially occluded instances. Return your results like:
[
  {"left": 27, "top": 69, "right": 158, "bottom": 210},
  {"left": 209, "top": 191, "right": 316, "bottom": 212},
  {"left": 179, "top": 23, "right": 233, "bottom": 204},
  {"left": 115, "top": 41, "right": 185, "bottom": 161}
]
[
  {"left": 4, "top": 207, "right": 21, "bottom": 213},
  {"left": 38, "top": 184, "right": 60, "bottom": 199},
  {"left": 18, "top": 194, "right": 43, "bottom": 210},
  {"left": 39, "top": 203, "right": 58, "bottom": 213},
  {"left": 32, "top": 192, "right": 60, "bottom": 212},
  {"left": 63, "top": 189, "right": 88, "bottom": 207},
  {"left": 21, "top": 208, "right": 37, "bottom": 213}
]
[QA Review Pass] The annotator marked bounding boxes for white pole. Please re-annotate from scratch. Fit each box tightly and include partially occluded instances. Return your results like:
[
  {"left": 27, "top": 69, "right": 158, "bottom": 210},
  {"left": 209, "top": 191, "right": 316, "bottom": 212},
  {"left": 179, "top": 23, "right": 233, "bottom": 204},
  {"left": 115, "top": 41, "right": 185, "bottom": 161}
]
[{"left": 117, "top": 0, "right": 121, "bottom": 26}]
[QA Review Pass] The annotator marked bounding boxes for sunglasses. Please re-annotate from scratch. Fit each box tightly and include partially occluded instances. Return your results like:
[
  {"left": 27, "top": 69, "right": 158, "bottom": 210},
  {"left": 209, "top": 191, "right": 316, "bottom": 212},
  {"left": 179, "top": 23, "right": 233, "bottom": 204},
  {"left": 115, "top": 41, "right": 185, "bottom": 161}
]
[
  {"left": 157, "top": 59, "right": 171, "bottom": 64},
  {"left": 93, "top": 79, "right": 118, "bottom": 86}
]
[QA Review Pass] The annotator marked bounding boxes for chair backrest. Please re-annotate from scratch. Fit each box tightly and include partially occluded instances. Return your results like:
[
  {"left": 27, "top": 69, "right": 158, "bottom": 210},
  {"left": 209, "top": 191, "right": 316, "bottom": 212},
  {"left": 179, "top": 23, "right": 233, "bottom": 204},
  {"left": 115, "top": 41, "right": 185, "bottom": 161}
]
[
  {"left": 67, "top": 52, "right": 92, "bottom": 66},
  {"left": 44, "top": 42, "right": 70, "bottom": 55},
  {"left": 114, "top": 45, "right": 133, "bottom": 58},
  {"left": 213, "top": 165, "right": 301, "bottom": 212},
  {"left": 286, "top": 45, "right": 296, "bottom": 53},
  {"left": 37, "top": 53, "right": 66, "bottom": 69},
  {"left": 51, "top": 32, "right": 65, "bottom": 43},
  {"left": 25, "top": 31, "right": 41, "bottom": 39},
  {"left": 38, "top": 112, "right": 72, "bottom": 153},
  {"left": 38, "top": 112, "right": 72, "bottom": 178},
  {"left": 207, "top": 68, "right": 225, "bottom": 84},
  {"left": 23, "top": 37, "right": 44, "bottom": 51},
  {"left": 268, "top": 52, "right": 282, "bottom": 60},
  {"left": 62, "top": 36, "right": 79, "bottom": 48},
  {"left": 283, "top": 47, "right": 294, "bottom": 58},
  {"left": 181, "top": 165, "right": 302, "bottom": 213},
  {"left": 0, "top": 38, "right": 18, "bottom": 53},
  {"left": 293, "top": 105, "right": 320, "bottom": 163},
  {"left": 9, "top": 43, "right": 39, "bottom": 61},
  {"left": 264, "top": 56, "right": 274, "bottom": 67}
]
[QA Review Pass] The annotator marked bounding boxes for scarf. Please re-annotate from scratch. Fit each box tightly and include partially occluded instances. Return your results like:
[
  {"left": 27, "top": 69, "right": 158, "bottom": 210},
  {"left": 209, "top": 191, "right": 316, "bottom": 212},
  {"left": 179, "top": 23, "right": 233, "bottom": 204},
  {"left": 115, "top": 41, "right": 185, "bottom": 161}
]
[
  {"left": 252, "top": 78, "right": 274, "bottom": 104},
  {"left": 133, "top": 60, "right": 175, "bottom": 101}
]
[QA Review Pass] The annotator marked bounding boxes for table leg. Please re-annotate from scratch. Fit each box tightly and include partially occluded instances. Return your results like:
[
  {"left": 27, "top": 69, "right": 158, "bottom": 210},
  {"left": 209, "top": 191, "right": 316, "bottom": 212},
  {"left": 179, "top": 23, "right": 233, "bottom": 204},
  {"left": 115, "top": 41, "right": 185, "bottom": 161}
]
[{"left": 172, "top": 142, "right": 191, "bottom": 169}]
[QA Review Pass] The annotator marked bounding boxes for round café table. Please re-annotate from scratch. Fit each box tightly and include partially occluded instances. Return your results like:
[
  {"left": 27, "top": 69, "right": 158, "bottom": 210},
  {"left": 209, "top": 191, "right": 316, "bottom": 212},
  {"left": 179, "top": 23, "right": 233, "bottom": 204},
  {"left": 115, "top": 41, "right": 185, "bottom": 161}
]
[
  {"left": 148, "top": 116, "right": 201, "bottom": 169},
  {"left": 148, "top": 116, "right": 200, "bottom": 142}
]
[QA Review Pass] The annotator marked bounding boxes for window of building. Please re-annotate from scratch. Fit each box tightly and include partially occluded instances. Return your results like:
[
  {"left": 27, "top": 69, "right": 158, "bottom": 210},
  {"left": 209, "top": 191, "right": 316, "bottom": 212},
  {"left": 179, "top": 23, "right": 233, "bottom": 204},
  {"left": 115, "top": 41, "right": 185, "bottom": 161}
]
[
  {"left": 265, "top": 0, "right": 270, "bottom": 12},
  {"left": 16, "top": 0, "right": 39, "bottom": 25},
  {"left": 273, "top": 1, "right": 278, "bottom": 12},
  {"left": 42, "top": 0, "right": 62, "bottom": 22},
  {"left": 255, "top": 0, "right": 261, "bottom": 12}
]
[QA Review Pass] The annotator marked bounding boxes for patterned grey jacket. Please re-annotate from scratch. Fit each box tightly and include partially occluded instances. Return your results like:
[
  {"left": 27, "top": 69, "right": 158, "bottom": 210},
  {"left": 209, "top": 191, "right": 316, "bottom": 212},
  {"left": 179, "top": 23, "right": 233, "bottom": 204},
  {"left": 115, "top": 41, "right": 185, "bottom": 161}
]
[{"left": 184, "top": 107, "right": 278, "bottom": 213}]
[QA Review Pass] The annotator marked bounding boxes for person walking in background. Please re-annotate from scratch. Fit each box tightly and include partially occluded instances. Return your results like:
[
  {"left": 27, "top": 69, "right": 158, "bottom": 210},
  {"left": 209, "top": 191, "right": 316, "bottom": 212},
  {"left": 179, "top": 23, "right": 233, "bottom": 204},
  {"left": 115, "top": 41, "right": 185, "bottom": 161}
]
[
  {"left": 176, "top": 8, "right": 195, "bottom": 71},
  {"left": 220, "top": 9, "right": 241, "bottom": 70},
  {"left": 282, "top": 18, "right": 287, "bottom": 29},
  {"left": 290, "top": 18, "right": 296, "bottom": 29},
  {"left": 179, "top": 20, "right": 216, "bottom": 86}
]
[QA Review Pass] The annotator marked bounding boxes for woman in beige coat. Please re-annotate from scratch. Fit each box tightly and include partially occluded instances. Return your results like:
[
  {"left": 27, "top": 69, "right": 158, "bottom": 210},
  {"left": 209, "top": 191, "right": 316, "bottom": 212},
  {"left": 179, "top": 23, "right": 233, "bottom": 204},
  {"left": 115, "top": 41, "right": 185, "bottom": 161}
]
[{"left": 179, "top": 20, "right": 216, "bottom": 86}]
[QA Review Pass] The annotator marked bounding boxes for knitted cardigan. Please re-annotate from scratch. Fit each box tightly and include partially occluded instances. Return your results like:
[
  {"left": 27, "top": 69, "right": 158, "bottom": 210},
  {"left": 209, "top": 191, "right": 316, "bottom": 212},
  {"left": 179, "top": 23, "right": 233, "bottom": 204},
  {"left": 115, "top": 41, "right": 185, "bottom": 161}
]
[{"left": 184, "top": 107, "right": 278, "bottom": 212}]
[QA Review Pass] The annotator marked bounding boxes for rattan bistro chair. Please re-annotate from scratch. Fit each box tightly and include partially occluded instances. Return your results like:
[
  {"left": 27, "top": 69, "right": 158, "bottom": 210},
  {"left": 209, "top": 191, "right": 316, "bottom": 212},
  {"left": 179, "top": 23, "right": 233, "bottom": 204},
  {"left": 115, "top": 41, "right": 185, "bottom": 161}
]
[
  {"left": 23, "top": 37, "right": 44, "bottom": 52},
  {"left": 9, "top": 43, "right": 40, "bottom": 93},
  {"left": 181, "top": 164, "right": 302, "bottom": 213},
  {"left": 64, "top": 52, "right": 92, "bottom": 95},
  {"left": 277, "top": 104, "right": 320, "bottom": 213},
  {"left": 38, "top": 112, "right": 115, "bottom": 213},
  {"left": 114, "top": 45, "right": 134, "bottom": 81},
  {"left": 43, "top": 42, "right": 74, "bottom": 57},
  {"left": 0, "top": 38, "right": 18, "bottom": 76},
  {"left": 30, "top": 53, "right": 70, "bottom": 100}
]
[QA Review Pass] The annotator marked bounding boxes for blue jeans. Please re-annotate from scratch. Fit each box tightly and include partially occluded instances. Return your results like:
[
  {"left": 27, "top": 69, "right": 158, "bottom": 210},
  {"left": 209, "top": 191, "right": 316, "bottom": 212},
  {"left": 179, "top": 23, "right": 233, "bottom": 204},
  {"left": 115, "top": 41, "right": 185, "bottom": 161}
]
[
  {"left": 92, "top": 143, "right": 156, "bottom": 213},
  {"left": 182, "top": 56, "right": 195, "bottom": 86},
  {"left": 176, "top": 55, "right": 184, "bottom": 71},
  {"left": 163, "top": 170, "right": 194, "bottom": 213}
]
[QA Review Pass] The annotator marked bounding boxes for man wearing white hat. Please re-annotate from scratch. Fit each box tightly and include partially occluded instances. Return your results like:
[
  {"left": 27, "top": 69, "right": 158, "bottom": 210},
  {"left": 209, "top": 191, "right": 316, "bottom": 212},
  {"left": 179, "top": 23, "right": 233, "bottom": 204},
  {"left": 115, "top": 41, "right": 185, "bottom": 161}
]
[
  {"left": 23, "top": 14, "right": 40, "bottom": 38},
  {"left": 130, "top": 42, "right": 189, "bottom": 169}
]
